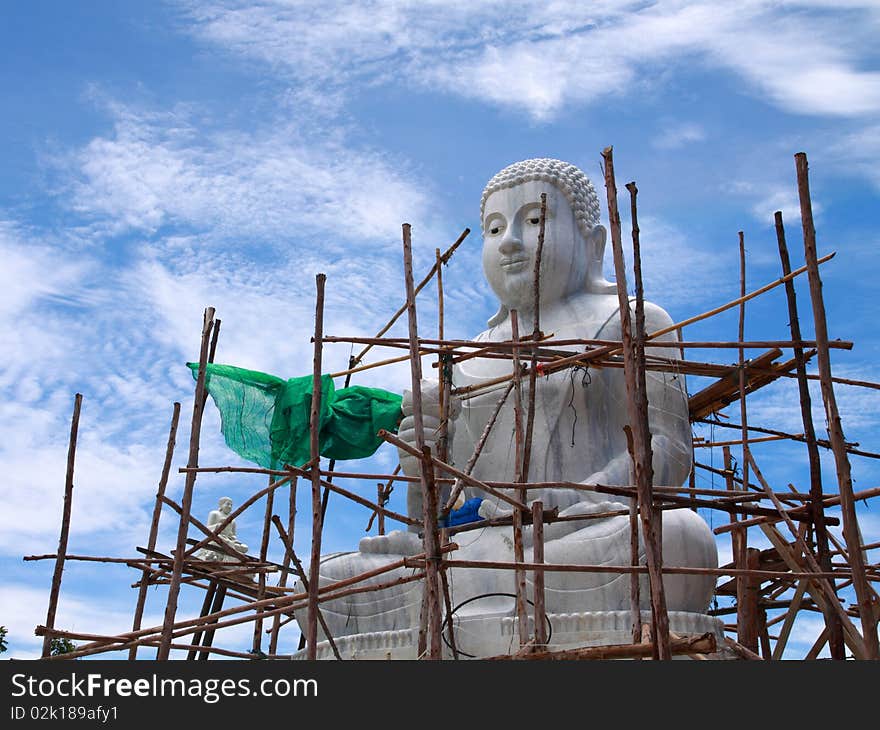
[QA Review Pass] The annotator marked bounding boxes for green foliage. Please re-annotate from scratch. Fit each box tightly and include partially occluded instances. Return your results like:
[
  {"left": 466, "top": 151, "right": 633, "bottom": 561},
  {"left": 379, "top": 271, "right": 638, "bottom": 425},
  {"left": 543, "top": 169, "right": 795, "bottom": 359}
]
[{"left": 48, "top": 637, "right": 76, "bottom": 656}]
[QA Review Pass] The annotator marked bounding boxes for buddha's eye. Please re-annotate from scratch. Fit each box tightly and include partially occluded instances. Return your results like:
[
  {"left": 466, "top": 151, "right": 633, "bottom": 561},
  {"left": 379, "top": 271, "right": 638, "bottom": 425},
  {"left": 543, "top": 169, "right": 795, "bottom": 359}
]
[
  {"left": 527, "top": 216, "right": 540, "bottom": 225},
  {"left": 486, "top": 218, "right": 505, "bottom": 235}
]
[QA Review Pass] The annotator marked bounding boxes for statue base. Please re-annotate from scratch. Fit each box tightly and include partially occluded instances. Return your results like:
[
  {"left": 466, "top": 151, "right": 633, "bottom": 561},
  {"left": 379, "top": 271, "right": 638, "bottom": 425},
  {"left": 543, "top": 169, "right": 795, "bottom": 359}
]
[{"left": 290, "top": 610, "right": 727, "bottom": 660}]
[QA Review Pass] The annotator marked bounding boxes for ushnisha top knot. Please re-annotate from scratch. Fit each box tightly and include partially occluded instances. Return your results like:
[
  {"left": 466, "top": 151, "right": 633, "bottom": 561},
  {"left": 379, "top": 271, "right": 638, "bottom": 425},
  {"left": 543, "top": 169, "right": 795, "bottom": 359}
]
[{"left": 480, "top": 158, "right": 601, "bottom": 241}]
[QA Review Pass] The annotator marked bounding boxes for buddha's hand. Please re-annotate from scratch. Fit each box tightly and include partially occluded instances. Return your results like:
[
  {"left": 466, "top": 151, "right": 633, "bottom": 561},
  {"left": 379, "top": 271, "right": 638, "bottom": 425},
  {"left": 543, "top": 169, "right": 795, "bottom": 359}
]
[
  {"left": 359, "top": 529, "right": 423, "bottom": 556},
  {"left": 396, "top": 379, "right": 461, "bottom": 478}
]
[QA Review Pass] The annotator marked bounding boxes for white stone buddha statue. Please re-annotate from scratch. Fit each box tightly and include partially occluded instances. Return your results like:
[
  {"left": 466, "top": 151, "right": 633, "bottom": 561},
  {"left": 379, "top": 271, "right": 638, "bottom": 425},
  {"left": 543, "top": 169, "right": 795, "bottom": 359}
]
[
  {"left": 197, "top": 496, "right": 249, "bottom": 562},
  {"left": 292, "top": 158, "right": 719, "bottom": 659}
]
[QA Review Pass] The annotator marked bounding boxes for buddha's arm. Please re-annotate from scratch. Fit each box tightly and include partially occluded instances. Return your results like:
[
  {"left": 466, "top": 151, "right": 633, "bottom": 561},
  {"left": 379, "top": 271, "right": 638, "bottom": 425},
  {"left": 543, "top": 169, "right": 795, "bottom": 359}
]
[
  {"left": 592, "top": 301, "right": 692, "bottom": 488},
  {"left": 528, "top": 304, "right": 689, "bottom": 518}
]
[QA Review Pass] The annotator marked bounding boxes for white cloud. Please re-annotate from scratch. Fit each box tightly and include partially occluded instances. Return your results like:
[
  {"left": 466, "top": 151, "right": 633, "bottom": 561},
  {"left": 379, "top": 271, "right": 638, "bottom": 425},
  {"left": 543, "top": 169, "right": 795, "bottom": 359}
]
[
  {"left": 54, "top": 101, "right": 432, "bottom": 246},
  {"left": 653, "top": 122, "right": 706, "bottom": 151},
  {"left": 723, "top": 179, "right": 825, "bottom": 226},
  {"left": 178, "top": 1, "right": 880, "bottom": 121}
]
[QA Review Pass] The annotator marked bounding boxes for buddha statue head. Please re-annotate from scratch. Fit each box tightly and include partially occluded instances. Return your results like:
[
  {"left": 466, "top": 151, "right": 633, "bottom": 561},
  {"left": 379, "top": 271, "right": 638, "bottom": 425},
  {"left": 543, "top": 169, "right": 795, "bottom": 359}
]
[{"left": 480, "top": 158, "right": 615, "bottom": 325}]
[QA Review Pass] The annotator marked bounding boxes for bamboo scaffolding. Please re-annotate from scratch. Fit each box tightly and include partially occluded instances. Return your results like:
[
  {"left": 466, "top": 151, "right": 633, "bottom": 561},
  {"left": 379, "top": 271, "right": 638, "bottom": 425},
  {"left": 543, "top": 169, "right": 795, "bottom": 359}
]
[
  {"left": 604, "top": 155, "right": 669, "bottom": 659},
  {"left": 796, "top": 152, "right": 879, "bottom": 658},
  {"left": 41, "top": 393, "right": 82, "bottom": 658},
  {"left": 29, "top": 147, "right": 880, "bottom": 663}
]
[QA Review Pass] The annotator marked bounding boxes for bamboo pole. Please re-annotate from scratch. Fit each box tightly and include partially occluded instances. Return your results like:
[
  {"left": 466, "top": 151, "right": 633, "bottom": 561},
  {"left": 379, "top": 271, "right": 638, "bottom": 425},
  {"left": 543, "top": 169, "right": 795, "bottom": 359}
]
[
  {"left": 268, "top": 476, "right": 297, "bottom": 655},
  {"left": 129, "top": 402, "right": 181, "bottom": 659},
  {"left": 306, "top": 274, "right": 326, "bottom": 659},
  {"left": 738, "top": 231, "right": 751, "bottom": 497},
  {"left": 187, "top": 582, "right": 218, "bottom": 660},
  {"left": 605, "top": 161, "right": 669, "bottom": 660},
  {"left": 775, "top": 208, "right": 844, "bottom": 659},
  {"left": 521, "top": 192, "right": 546, "bottom": 483},
  {"left": 157, "top": 307, "right": 214, "bottom": 660},
  {"left": 487, "top": 632, "right": 716, "bottom": 661},
  {"left": 509, "top": 310, "right": 529, "bottom": 647},
  {"left": 795, "top": 151, "right": 878, "bottom": 659},
  {"left": 271, "top": 515, "right": 341, "bottom": 660},
  {"left": 695, "top": 417, "right": 879, "bottom": 460},
  {"left": 41, "top": 393, "right": 82, "bottom": 658},
  {"left": 442, "top": 382, "right": 514, "bottom": 516},
  {"left": 326, "top": 334, "right": 853, "bottom": 352},
  {"left": 401, "top": 223, "right": 442, "bottom": 660},
  {"left": 382, "top": 430, "right": 527, "bottom": 512},
  {"left": 350, "top": 228, "right": 469, "bottom": 367},
  {"left": 251, "top": 479, "right": 274, "bottom": 655},
  {"left": 531, "top": 501, "right": 548, "bottom": 648},
  {"left": 749, "top": 452, "right": 868, "bottom": 658}
]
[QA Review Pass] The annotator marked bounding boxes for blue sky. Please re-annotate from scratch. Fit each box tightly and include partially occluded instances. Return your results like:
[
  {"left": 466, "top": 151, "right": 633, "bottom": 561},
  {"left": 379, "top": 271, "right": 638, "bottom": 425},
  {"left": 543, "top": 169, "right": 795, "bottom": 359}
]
[{"left": 2, "top": 0, "right": 879, "bottom": 659}]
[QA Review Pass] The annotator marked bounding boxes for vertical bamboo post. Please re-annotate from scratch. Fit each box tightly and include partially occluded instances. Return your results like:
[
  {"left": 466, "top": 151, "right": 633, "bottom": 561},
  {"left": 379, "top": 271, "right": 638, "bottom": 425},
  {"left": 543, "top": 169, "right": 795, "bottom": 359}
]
[
  {"left": 402, "top": 224, "right": 442, "bottom": 659},
  {"left": 196, "top": 585, "right": 226, "bottom": 660},
  {"left": 626, "top": 430, "right": 642, "bottom": 646},
  {"left": 41, "top": 393, "right": 82, "bottom": 658},
  {"left": 439, "top": 527, "right": 459, "bottom": 659},
  {"left": 129, "top": 401, "right": 181, "bottom": 659},
  {"left": 725, "top": 445, "right": 749, "bottom": 647},
  {"left": 795, "top": 152, "right": 878, "bottom": 658},
  {"left": 521, "top": 192, "right": 546, "bottom": 483},
  {"left": 739, "top": 546, "right": 760, "bottom": 654},
  {"left": 157, "top": 306, "right": 214, "bottom": 660},
  {"left": 306, "top": 275, "right": 326, "bottom": 659},
  {"left": 605, "top": 159, "right": 669, "bottom": 660},
  {"left": 774, "top": 209, "right": 844, "bottom": 659},
  {"left": 187, "top": 583, "right": 217, "bottom": 660},
  {"left": 738, "top": 231, "right": 750, "bottom": 493},
  {"left": 531, "top": 501, "right": 548, "bottom": 648},
  {"left": 509, "top": 309, "right": 530, "bottom": 646},
  {"left": 268, "top": 476, "right": 297, "bottom": 655},
  {"left": 251, "top": 479, "right": 275, "bottom": 655},
  {"left": 377, "top": 484, "right": 386, "bottom": 535}
]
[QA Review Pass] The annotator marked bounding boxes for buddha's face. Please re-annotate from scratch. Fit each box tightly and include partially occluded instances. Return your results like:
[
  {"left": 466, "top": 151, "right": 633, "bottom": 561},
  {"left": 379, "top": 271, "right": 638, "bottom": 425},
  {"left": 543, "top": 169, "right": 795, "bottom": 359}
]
[
  {"left": 482, "top": 181, "right": 591, "bottom": 313},
  {"left": 219, "top": 499, "right": 232, "bottom": 515}
]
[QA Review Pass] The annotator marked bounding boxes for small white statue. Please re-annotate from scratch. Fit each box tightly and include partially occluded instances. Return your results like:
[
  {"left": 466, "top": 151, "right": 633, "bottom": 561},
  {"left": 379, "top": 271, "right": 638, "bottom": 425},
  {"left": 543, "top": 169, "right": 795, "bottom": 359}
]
[
  {"left": 197, "top": 496, "right": 249, "bottom": 562},
  {"left": 293, "top": 158, "right": 719, "bottom": 658}
]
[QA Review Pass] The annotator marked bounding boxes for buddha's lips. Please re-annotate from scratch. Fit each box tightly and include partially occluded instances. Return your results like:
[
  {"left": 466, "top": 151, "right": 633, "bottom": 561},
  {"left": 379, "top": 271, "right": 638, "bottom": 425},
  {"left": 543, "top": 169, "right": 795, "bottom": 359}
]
[{"left": 500, "top": 257, "right": 529, "bottom": 270}]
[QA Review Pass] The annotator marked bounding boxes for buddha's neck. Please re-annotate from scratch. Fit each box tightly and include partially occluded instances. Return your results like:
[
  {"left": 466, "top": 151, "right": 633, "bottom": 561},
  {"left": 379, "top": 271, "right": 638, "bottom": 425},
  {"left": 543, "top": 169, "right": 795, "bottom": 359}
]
[{"left": 501, "top": 293, "right": 612, "bottom": 335}]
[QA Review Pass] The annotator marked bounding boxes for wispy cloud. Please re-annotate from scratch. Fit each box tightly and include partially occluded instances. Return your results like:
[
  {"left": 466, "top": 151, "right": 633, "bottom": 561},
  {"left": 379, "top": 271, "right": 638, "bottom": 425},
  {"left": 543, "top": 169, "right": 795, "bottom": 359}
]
[
  {"left": 52, "top": 99, "right": 433, "bottom": 247},
  {"left": 653, "top": 122, "right": 706, "bottom": 151},
  {"left": 178, "top": 1, "right": 880, "bottom": 121}
]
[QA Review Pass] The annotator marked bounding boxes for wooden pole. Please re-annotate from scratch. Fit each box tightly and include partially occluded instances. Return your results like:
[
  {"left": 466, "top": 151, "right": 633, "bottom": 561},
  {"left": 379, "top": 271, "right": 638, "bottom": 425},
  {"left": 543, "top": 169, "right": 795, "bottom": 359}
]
[
  {"left": 157, "top": 307, "right": 214, "bottom": 660},
  {"left": 774, "top": 209, "right": 844, "bottom": 659},
  {"left": 268, "top": 476, "right": 297, "bottom": 655},
  {"left": 724, "top": 445, "right": 749, "bottom": 648},
  {"left": 271, "top": 515, "right": 341, "bottom": 660},
  {"left": 401, "top": 223, "right": 442, "bottom": 659},
  {"left": 442, "top": 382, "right": 514, "bottom": 516},
  {"left": 187, "top": 582, "right": 217, "bottom": 660},
  {"left": 306, "top": 274, "right": 326, "bottom": 659},
  {"left": 607, "top": 165, "right": 669, "bottom": 660},
  {"left": 531, "top": 501, "right": 548, "bottom": 648},
  {"left": 41, "top": 393, "right": 82, "bottom": 658},
  {"left": 737, "top": 231, "right": 750, "bottom": 495},
  {"left": 129, "top": 402, "right": 181, "bottom": 659},
  {"left": 795, "top": 152, "right": 879, "bottom": 658},
  {"left": 251, "top": 479, "right": 274, "bottom": 655},
  {"left": 510, "top": 310, "right": 530, "bottom": 647},
  {"left": 521, "top": 192, "right": 546, "bottom": 483}
]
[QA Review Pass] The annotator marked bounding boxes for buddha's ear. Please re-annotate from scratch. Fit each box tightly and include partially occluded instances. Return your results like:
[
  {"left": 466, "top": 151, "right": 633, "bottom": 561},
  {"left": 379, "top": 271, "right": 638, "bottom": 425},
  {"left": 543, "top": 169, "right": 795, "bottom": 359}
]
[
  {"left": 587, "top": 224, "right": 607, "bottom": 260},
  {"left": 585, "top": 224, "right": 616, "bottom": 294}
]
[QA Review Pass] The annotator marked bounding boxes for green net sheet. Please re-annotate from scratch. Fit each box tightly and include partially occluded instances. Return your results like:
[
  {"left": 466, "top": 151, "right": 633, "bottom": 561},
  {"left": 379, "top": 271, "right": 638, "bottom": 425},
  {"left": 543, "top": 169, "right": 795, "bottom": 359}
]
[{"left": 187, "top": 363, "right": 403, "bottom": 469}]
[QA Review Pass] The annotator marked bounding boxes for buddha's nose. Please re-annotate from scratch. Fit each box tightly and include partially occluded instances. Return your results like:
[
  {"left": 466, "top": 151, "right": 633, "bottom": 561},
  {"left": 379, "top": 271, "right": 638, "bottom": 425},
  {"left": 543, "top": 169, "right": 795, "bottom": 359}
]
[{"left": 498, "top": 226, "right": 523, "bottom": 255}]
